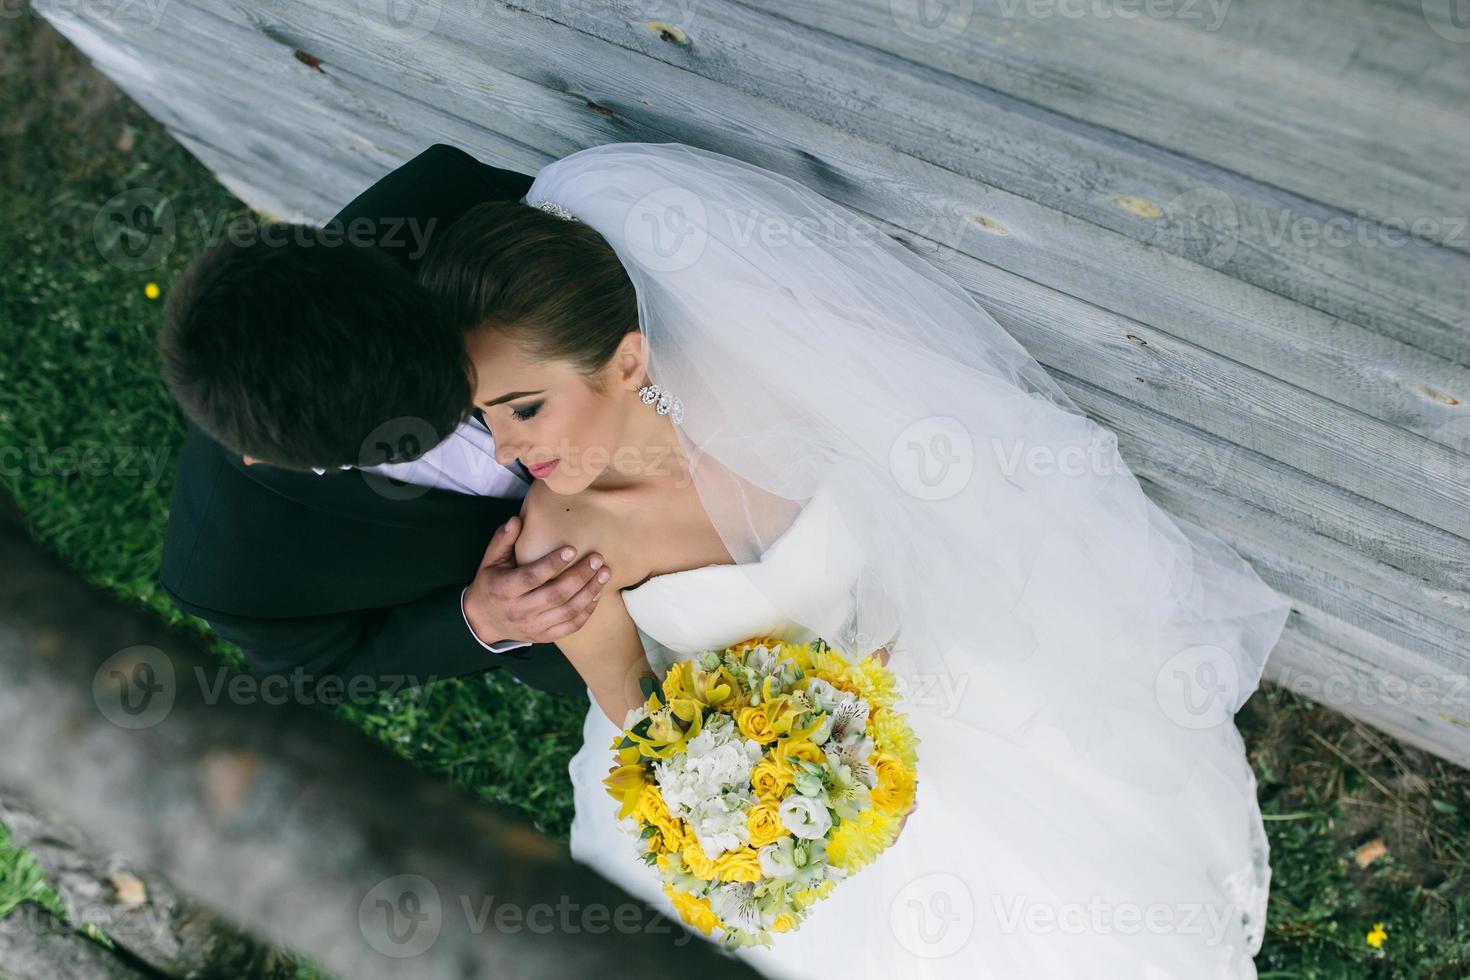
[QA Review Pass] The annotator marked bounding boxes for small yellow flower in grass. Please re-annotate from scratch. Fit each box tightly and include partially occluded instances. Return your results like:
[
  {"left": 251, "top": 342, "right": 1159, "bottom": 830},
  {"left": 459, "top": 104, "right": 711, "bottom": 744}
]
[
  {"left": 747, "top": 802, "right": 788, "bottom": 847},
  {"left": 871, "top": 753, "right": 917, "bottom": 815},
  {"left": 664, "top": 884, "right": 724, "bottom": 936},
  {"left": 1366, "top": 922, "right": 1387, "bottom": 949},
  {"left": 143, "top": 282, "right": 160, "bottom": 300}
]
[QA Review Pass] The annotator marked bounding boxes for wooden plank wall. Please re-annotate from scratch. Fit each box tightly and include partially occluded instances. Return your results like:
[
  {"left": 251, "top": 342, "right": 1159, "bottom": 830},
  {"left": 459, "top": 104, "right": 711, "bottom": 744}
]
[{"left": 34, "top": 0, "right": 1470, "bottom": 761}]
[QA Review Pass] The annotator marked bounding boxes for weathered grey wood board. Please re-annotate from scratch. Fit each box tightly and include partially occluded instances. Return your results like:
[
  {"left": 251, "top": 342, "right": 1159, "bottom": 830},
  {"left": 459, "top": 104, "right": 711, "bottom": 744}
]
[{"left": 34, "top": 0, "right": 1470, "bottom": 761}]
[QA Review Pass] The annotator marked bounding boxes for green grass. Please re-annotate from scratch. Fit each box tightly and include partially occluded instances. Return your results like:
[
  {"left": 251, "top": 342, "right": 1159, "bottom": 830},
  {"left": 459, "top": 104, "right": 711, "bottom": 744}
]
[{"left": 3, "top": 8, "right": 1470, "bottom": 978}]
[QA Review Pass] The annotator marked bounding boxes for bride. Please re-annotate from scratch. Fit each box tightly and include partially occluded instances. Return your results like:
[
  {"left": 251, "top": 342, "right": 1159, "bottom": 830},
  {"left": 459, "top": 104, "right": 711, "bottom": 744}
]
[{"left": 416, "top": 142, "right": 1292, "bottom": 977}]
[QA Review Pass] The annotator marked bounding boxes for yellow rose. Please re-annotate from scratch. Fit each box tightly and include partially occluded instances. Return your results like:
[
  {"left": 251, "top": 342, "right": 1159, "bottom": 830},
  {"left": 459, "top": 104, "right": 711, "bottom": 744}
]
[
  {"left": 750, "top": 755, "right": 795, "bottom": 801},
  {"left": 713, "top": 845, "right": 764, "bottom": 883},
  {"left": 746, "top": 802, "right": 788, "bottom": 847},
  {"left": 871, "top": 753, "right": 917, "bottom": 815},
  {"left": 682, "top": 839, "right": 721, "bottom": 880},
  {"left": 771, "top": 912, "right": 796, "bottom": 933},
  {"left": 737, "top": 704, "right": 778, "bottom": 743},
  {"left": 775, "top": 738, "right": 825, "bottom": 767},
  {"left": 663, "top": 884, "right": 723, "bottom": 936}
]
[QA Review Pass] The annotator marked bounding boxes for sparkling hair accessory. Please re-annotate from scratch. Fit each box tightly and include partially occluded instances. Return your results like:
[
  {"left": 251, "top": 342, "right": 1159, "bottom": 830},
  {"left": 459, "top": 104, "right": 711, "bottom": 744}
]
[{"left": 527, "top": 198, "right": 579, "bottom": 222}]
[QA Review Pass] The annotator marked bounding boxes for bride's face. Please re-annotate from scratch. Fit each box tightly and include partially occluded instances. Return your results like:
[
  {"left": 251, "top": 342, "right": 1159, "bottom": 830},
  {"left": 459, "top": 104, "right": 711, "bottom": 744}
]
[{"left": 465, "top": 325, "right": 648, "bottom": 495}]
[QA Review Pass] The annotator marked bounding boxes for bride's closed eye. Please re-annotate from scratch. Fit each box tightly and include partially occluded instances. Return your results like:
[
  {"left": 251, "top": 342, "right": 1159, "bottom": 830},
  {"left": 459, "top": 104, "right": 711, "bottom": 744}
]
[{"left": 510, "top": 402, "right": 542, "bottom": 421}]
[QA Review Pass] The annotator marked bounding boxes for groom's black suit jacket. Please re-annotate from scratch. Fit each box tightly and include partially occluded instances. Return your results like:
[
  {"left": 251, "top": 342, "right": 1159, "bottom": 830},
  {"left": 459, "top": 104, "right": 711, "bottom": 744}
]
[{"left": 160, "top": 145, "right": 584, "bottom": 697}]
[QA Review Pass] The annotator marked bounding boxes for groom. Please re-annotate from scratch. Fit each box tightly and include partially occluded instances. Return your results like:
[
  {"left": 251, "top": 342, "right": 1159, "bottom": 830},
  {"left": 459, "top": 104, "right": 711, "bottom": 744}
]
[{"left": 157, "top": 145, "right": 607, "bottom": 699}]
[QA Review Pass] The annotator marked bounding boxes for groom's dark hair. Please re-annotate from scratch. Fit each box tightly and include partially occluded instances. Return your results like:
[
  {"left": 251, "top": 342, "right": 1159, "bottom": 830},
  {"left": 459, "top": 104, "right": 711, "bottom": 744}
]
[{"left": 158, "top": 225, "right": 471, "bottom": 471}]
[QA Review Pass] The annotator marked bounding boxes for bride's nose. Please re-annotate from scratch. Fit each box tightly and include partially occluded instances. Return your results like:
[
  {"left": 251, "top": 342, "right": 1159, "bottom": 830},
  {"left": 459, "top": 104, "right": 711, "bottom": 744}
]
[{"left": 494, "top": 442, "right": 522, "bottom": 467}]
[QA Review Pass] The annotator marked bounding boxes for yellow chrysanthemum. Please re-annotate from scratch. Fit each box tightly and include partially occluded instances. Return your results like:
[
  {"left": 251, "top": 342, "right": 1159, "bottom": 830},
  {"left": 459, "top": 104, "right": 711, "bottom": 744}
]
[
  {"left": 868, "top": 708, "right": 920, "bottom": 769},
  {"left": 828, "top": 807, "right": 901, "bottom": 871},
  {"left": 790, "top": 879, "right": 837, "bottom": 911},
  {"left": 811, "top": 648, "right": 899, "bottom": 708},
  {"left": 871, "top": 754, "right": 918, "bottom": 815},
  {"left": 664, "top": 884, "right": 724, "bottom": 936}
]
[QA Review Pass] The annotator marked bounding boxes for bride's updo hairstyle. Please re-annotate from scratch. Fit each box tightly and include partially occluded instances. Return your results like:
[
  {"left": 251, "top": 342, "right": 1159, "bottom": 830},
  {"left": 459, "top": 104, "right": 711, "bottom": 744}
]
[{"left": 417, "top": 200, "right": 638, "bottom": 386}]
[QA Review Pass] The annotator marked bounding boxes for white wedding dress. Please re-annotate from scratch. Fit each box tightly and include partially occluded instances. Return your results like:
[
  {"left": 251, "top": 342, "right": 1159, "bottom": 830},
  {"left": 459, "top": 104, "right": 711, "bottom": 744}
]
[{"left": 566, "top": 486, "right": 1272, "bottom": 979}]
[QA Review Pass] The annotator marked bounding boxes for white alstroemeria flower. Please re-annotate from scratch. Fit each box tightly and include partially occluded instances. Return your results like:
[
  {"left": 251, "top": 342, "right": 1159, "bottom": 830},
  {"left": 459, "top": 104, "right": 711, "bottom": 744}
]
[
  {"left": 779, "top": 794, "right": 833, "bottom": 839},
  {"left": 744, "top": 644, "right": 778, "bottom": 676},
  {"left": 827, "top": 698, "right": 870, "bottom": 745},
  {"left": 712, "top": 882, "right": 762, "bottom": 934},
  {"left": 828, "top": 761, "right": 873, "bottom": 819}
]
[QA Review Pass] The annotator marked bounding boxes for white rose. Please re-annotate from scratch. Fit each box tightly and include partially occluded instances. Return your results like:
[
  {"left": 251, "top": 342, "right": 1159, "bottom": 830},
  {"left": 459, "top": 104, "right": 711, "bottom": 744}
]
[
  {"left": 758, "top": 838, "right": 799, "bottom": 878},
  {"left": 779, "top": 794, "right": 833, "bottom": 840}
]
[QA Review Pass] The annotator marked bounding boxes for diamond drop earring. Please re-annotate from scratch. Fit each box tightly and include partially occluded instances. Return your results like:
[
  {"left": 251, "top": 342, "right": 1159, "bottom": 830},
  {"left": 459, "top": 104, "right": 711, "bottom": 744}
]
[{"left": 638, "top": 383, "right": 685, "bottom": 425}]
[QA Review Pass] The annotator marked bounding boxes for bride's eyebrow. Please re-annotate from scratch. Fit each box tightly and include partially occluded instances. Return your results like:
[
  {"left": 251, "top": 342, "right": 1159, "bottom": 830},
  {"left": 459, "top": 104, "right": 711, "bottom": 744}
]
[{"left": 482, "top": 389, "right": 546, "bottom": 408}]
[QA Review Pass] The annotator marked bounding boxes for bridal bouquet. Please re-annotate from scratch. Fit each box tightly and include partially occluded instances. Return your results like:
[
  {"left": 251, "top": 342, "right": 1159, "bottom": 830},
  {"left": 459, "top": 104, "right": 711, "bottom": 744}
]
[{"left": 603, "top": 637, "right": 919, "bottom": 947}]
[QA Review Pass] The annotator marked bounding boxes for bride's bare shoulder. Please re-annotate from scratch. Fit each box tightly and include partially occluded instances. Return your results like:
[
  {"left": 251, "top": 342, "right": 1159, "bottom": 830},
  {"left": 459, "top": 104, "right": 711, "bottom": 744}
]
[{"left": 513, "top": 481, "right": 640, "bottom": 586}]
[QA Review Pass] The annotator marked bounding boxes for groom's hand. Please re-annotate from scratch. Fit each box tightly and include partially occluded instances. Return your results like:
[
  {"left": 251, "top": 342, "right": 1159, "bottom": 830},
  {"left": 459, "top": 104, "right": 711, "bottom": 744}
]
[{"left": 464, "top": 516, "right": 610, "bottom": 645}]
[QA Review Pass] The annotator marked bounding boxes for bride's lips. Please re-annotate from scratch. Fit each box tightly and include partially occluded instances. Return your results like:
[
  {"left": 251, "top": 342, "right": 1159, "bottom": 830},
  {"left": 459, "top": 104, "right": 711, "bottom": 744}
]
[{"left": 525, "top": 459, "right": 560, "bottom": 480}]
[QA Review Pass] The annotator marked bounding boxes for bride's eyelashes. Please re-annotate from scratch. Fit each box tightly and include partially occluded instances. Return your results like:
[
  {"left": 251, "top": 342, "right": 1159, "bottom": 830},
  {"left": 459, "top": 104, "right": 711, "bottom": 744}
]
[{"left": 510, "top": 401, "right": 543, "bottom": 422}]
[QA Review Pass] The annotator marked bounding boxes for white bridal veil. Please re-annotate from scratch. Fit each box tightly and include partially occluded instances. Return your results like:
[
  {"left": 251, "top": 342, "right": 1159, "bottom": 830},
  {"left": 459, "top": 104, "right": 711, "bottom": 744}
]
[{"left": 523, "top": 143, "right": 1292, "bottom": 792}]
